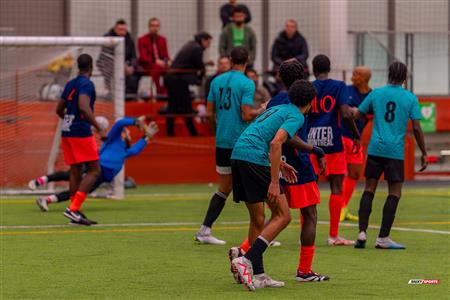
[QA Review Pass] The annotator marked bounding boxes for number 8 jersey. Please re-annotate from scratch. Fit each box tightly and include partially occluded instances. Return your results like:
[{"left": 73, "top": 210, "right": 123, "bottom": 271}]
[
  {"left": 207, "top": 70, "right": 255, "bottom": 149},
  {"left": 358, "top": 84, "right": 421, "bottom": 160},
  {"left": 60, "top": 75, "right": 96, "bottom": 138}
]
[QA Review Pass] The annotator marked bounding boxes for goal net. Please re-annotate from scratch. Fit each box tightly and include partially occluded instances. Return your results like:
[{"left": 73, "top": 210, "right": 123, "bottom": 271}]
[{"left": 0, "top": 37, "right": 125, "bottom": 199}]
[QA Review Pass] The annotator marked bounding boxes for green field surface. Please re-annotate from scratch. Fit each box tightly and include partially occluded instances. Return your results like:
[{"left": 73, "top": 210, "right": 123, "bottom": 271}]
[{"left": 1, "top": 184, "right": 449, "bottom": 299}]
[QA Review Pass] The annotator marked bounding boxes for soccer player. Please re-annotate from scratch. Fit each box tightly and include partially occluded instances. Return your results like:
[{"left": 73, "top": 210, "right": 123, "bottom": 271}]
[
  {"left": 32, "top": 117, "right": 158, "bottom": 212},
  {"left": 340, "top": 66, "right": 372, "bottom": 222},
  {"left": 352, "top": 61, "right": 427, "bottom": 249},
  {"left": 308, "top": 54, "right": 361, "bottom": 246},
  {"left": 195, "top": 47, "right": 263, "bottom": 245},
  {"left": 231, "top": 79, "right": 316, "bottom": 291},
  {"left": 56, "top": 54, "right": 106, "bottom": 225}
]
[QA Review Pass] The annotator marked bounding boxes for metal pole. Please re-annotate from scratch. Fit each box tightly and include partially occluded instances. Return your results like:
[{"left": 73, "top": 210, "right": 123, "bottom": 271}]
[
  {"left": 262, "top": 0, "right": 270, "bottom": 73},
  {"left": 197, "top": 0, "right": 205, "bottom": 32},
  {"left": 131, "top": 0, "right": 139, "bottom": 39},
  {"left": 387, "top": 0, "right": 396, "bottom": 64},
  {"left": 63, "top": 0, "right": 71, "bottom": 35},
  {"left": 448, "top": 0, "right": 450, "bottom": 94},
  {"left": 405, "top": 33, "right": 414, "bottom": 92}
]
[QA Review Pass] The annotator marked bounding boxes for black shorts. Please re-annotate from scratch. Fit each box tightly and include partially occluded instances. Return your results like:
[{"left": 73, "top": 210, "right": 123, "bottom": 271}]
[
  {"left": 216, "top": 147, "right": 233, "bottom": 175},
  {"left": 231, "top": 159, "right": 283, "bottom": 203},
  {"left": 364, "top": 155, "right": 405, "bottom": 182}
]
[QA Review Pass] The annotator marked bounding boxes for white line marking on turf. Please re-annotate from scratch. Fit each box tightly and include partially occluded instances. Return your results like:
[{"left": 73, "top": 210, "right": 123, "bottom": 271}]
[{"left": 1, "top": 221, "right": 449, "bottom": 235}]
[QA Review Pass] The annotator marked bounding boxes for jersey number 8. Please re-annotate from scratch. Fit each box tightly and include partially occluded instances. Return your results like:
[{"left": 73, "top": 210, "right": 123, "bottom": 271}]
[{"left": 384, "top": 101, "right": 396, "bottom": 123}]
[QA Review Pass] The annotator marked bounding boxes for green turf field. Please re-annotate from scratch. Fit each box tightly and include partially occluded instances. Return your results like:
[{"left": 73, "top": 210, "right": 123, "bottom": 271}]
[{"left": 1, "top": 184, "right": 449, "bottom": 299}]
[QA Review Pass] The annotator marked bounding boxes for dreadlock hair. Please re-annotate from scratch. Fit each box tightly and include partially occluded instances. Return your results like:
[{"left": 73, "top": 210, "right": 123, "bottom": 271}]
[
  {"left": 312, "top": 54, "right": 331, "bottom": 76},
  {"left": 388, "top": 61, "right": 408, "bottom": 84},
  {"left": 288, "top": 79, "right": 317, "bottom": 108},
  {"left": 278, "top": 58, "right": 306, "bottom": 89}
]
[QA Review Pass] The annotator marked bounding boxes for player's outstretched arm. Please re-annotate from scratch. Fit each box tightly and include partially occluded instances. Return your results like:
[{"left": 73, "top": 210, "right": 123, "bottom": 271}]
[
  {"left": 56, "top": 99, "right": 65, "bottom": 119},
  {"left": 107, "top": 117, "right": 137, "bottom": 141},
  {"left": 241, "top": 104, "right": 265, "bottom": 122},
  {"left": 412, "top": 120, "right": 428, "bottom": 172}
]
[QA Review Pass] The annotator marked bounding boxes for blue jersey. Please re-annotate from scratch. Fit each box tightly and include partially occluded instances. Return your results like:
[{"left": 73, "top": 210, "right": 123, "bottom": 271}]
[
  {"left": 208, "top": 70, "right": 255, "bottom": 149},
  {"left": 61, "top": 75, "right": 96, "bottom": 137},
  {"left": 267, "top": 92, "right": 316, "bottom": 185},
  {"left": 232, "top": 104, "right": 304, "bottom": 167},
  {"left": 307, "top": 79, "right": 347, "bottom": 153},
  {"left": 341, "top": 85, "right": 370, "bottom": 139},
  {"left": 99, "top": 118, "right": 148, "bottom": 182},
  {"left": 359, "top": 84, "right": 421, "bottom": 160}
]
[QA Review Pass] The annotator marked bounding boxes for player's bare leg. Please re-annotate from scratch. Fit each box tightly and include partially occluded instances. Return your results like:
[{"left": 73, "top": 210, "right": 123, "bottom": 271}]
[
  {"left": 355, "top": 178, "right": 378, "bottom": 248},
  {"left": 341, "top": 163, "right": 362, "bottom": 221},
  {"left": 327, "top": 174, "right": 353, "bottom": 245},
  {"left": 375, "top": 181, "right": 405, "bottom": 249},
  {"left": 196, "top": 173, "right": 232, "bottom": 245}
]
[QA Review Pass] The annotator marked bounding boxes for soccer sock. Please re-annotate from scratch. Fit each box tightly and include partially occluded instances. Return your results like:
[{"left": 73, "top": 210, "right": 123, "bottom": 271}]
[
  {"left": 379, "top": 195, "right": 400, "bottom": 238},
  {"left": 329, "top": 194, "right": 343, "bottom": 237},
  {"left": 342, "top": 177, "right": 358, "bottom": 208},
  {"left": 47, "top": 171, "right": 70, "bottom": 182},
  {"left": 56, "top": 191, "right": 71, "bottom": 203},
  {"left": 37, "top": 176, "right": 48, "bottom": 186},
  {"left": 298, "top": 245, "right": 315, "bottom": 273},
  {"left": 69, "top": 191, "right": 87, "bottom": 212},
  {"left": 240, "top": 238, "right": 251, "bottom": 254},
  {"left": 202, "top": 191, "right": 228, "bottom": 228},
  {"left": 358, "top": 191, "right": 375, "bottom": 233},
  {"left": 46, "top": 195, "right": 58, "bottom": 204},
  {"left": 244, "top": 236, "right": 269, "bottom": 275}
]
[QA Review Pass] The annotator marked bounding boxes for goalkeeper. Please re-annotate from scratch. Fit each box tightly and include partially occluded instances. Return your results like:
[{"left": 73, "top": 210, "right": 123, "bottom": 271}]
[{"left": 29, "top": 117, "right": 158, "bottom": 212}]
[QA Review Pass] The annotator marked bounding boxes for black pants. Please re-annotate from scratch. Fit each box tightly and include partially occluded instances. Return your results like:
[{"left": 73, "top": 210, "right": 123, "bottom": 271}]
[{"left": 164, "top": 74, "right": 198, "bottom": 136}]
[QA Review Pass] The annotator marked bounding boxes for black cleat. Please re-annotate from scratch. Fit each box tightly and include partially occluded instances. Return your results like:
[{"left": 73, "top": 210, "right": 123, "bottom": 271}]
[
  {"left": 354, "top": 239, "right": 366, "bottom": 249},
  {"left": 64, "top": 208, "right": 97, "bottom": 226}
]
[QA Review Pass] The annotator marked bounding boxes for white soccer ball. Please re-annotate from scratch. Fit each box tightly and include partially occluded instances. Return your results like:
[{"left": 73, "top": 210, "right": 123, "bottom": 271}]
[
  {"left": 95, "top": 116, "right": 110, "bottom": 131},
  {"left": 40, "top": 83, "right": 63, "bottom": 101}
]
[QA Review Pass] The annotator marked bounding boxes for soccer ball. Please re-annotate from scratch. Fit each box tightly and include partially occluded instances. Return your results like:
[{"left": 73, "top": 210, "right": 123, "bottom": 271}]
[
  {"left": 95, "top": 116, "right": 110, "bottom": 131},
  {"left": 39, "top": 83, "right": 63, "bottom": 101}
]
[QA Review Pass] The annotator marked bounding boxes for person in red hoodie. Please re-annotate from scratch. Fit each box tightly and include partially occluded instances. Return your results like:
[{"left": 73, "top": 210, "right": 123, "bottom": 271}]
[{"left": 138, "top": 17, "right": 171, "bottom": 95}]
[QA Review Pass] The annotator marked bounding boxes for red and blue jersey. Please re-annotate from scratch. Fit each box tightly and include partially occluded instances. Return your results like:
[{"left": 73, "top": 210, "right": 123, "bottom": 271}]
[
  {"left": 341, "top": 85, "right": 370, "bottom": 139},
  {"left": 61, "top": 75, "right": 96, "bottom": 138},
  {"left": 267, "top": 91, "right": 316, "bottom": 185},
  {"left": 307, "top": 79, "right": 347, "bottom": 154}
]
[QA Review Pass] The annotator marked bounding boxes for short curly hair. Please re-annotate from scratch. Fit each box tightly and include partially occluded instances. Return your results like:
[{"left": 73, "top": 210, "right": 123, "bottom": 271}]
[
  {"left": 312, "top": 54, "right": 331, "bottom": 75},
  {"left": 288, "top": 79, "right": 317, "bottom": 108},
  {"left": 278, "top": 58, "right": 306, "bottom": 89}
]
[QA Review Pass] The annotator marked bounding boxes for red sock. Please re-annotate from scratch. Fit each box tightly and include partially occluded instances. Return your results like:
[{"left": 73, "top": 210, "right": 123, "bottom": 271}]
[
  {"left": 329, "top": 194, "right": 343, "bottom": 237},
  {"left": 240, "top": 238, "right": 251, "bottom": 254},
  {"left": 342, "top": 177, "right": 358, "bottom": 208},
  {"left": 69, "top": 191, "right": 87, "bottom": 212},
  {"left": 298, "top": 245, "right": 315, "bottom": 273}
]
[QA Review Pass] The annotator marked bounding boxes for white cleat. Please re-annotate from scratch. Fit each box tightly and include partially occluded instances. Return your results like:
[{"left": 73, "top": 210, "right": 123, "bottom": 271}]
[
  {"left": 269, "top": 240, "right": 281, "bottom": 247},
  {"left": 253, "top": 273, "right": 285, "bottom": 289},
  {"left": 228, "top": 247, "right": 243, "bottom": 284},
  {"left": 28, "top": 179, "right": 37, "bottom": 190},
  {"left": 232, "top": 256, "right": 255, "bottom": 291},
  {"left": 327, "top": 236, "right": 355, "bottom": 246},
  {"left": 36, "top": 197, "right": 49, "bottom": 212},
  {"left": 195, "top": 233, "right": 226, "bottom": 245}
]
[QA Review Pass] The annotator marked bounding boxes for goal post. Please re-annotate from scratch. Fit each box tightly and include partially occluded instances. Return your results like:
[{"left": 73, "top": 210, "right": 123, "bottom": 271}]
[{"left": 0, "top": 36, "right": 125, "bottom": 199}]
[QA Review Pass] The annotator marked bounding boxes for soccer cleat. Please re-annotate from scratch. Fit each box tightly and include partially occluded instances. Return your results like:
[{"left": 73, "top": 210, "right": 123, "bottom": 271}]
[
  {"left": 63, "top": 208, "right": 96, "bottom": 226},
  {"left": 253, "top": 273, "right": 285, "bottom": 289},
  {"left": 36, "top": 197, "right": 49, "bottom": 212},
  {"left": 194, "top": 233, "right": 226, "bottom": 245},
  {"left": 228, "top": 247, "right": 243, "bottom": 284},
  {"left": 327, "top": 236, "right": 355, "bottom": 246},
  {"left": 354, "top": 231, "right": 367, "bottom": 248},
  {"left": 232, "top": 256, "right": 255, "bottom": 291},
  {"left": 295, "top": 270, "right": 330, "bottom": 282},
  {"left": 269, "top": 240, "right": 281, "bottom": 247},
  {"left": 28, "top": 179, "right": 39, "bottom": 190},
  {"left": 375, "top": 238, "right": 406, "bottom": 249}
]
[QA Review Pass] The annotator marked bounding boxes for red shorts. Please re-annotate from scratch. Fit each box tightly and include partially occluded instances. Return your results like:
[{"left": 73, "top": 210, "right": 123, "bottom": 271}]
[
  {"left": 310, "top": 152, "right": 347, "bottom": 176},
  {"left": 284, "top": 182, "right": 321, "bottom": 209},
  {"left": 342, "top": 136, "right": 363, "bottom": 165},
  {"left": 61, "top": 136, "right": 99, "bottom": 165}
]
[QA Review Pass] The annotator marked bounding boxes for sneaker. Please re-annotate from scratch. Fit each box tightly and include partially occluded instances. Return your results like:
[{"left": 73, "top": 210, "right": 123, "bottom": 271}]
[
  {"left": 327, "top": 236, "right": 355, "bottom": 246},
  {"left": 195, "top": 233, "right": 226, "bottom": 245},
  {"left": 36, "top": 197, "right": 49, "bottom": 212},
  {"left": 232, "top": 256, "right": 255, "bottom": 291},
  {"left": 253, "top": 273, "right": 285, "bottom": 288},
  {"left": 63, "top": 208, "right": 95, "bottom": 226},
  {"left": 375, "top": 237, "right": 406, "bottom": 249},
  {"left": 295, "top": 270, "right": 330, "bottom": 282},
  {"left": 269, "top": 240, "right": 281, "bottom": 247},
  {"left": 228, "top": 247, "right": 243, "bottom": 284}
]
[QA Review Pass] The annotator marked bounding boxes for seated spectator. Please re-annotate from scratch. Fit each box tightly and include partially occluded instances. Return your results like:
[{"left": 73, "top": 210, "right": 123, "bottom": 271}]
[
  {"left": 97, "top": 19, "right": 140, "bottom": 100},
  {"left": 245, "top": 69, "right": 270, "bottom": 108},
  {"left": 271, "top": 19, "right": 309, "bottom": 75},
  {"left": 138, "top": 17, "right": 171, "bottom": 96},
  {"left": 220, "top": 0, "right": 251, "bottom": 28},
  {"left": 164, "top": 32, "right": 213, "bottom": 136},
  {"left": 219, "top": 6, "right": 256, "bottom": 66},
  {"left": 204, "top": 56, "right": 231, "bottom": 99}
]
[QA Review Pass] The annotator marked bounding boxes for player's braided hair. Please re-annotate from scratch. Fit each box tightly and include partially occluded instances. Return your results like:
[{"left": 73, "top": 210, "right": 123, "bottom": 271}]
[
  {"left": 278, "top": 58, "right": 306, "bottom": 89},
  {"left": 312, "top": 54, "right": 331, "bottom": 75},
  {"left": 388, "top": 61, "right": 408, "bottom": 84},
  {"left": 288, "top": 79, "right": 316, "bottom": 108}
]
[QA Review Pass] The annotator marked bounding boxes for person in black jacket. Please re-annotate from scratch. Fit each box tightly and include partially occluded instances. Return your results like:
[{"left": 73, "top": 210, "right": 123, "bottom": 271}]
[
  {"left": 164, "top": 32, "right": 213, "bottom": 136},
  {"left": 271, "top": 19, "right": 309, "bottom": 75},
  {"left": 97, "top": 19, "right": 140, "bottom": 100},
  {"left": 220, "top": 0, "right": 251, "bottom": 28}
]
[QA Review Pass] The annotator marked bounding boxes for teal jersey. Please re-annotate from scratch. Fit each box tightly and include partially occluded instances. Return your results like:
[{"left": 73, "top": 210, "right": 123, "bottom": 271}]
[
  {"left": 359, "top": 84, "right": 421, "bottom": 160},
  {"left": 207, "top": 70, "right": 255, "bottom": 148},
  {"left": 232, "top": 104, "right": 305, "bottom": 166}
]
